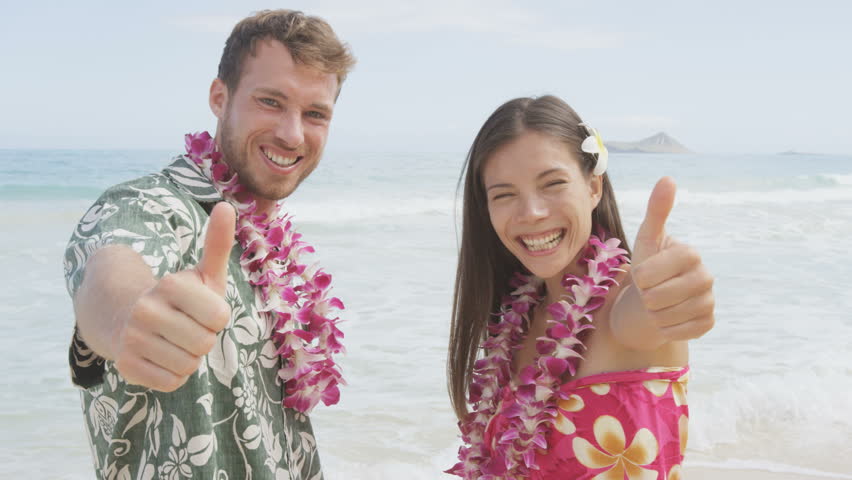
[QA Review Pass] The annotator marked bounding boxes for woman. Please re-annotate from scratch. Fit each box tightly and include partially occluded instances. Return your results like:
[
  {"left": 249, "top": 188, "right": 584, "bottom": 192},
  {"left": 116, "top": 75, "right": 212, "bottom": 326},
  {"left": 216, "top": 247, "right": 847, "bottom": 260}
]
[{"left": 447, "top": 96, "right": 714, "bottom": 479}]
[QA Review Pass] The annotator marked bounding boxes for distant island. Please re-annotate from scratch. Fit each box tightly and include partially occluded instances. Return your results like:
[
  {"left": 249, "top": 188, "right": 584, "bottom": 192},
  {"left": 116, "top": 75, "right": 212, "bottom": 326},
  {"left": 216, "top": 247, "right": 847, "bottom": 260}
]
[
  {"left": 777, "top": 150, "right": 823, "bottom": 156},
  {"left": 605, "top": 132, "right": 692, "bottom": 154}
]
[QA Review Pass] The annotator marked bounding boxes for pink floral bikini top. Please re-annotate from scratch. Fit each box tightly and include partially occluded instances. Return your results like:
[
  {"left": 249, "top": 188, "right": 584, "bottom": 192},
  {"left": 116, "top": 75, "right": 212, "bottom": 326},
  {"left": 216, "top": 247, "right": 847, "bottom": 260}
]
[{"left": 483, "top": 366, "right": 690, "bottom": 480}]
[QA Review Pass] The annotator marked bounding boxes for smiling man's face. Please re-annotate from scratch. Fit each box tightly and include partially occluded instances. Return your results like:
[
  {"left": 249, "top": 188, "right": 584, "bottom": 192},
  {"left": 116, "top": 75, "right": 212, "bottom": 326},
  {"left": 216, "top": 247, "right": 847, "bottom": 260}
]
[{"left": 210, "top": 38, "right": 338, "bottom": 210}]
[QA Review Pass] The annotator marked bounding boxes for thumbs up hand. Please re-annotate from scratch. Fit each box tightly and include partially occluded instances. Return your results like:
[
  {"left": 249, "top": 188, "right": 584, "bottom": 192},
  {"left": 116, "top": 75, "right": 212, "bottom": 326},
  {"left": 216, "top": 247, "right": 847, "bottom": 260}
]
[
  {"left": 610, "top": 178, "right": 715, "bottom": 349},
  {"left": 195, "top": 202, "right": 236, "bottom": 296},
  {"left": 632, "top": 177, "right": 677, "bottom": 265},
  {"left": 111, "top": 202, "right": 236, "bottom": 391}
]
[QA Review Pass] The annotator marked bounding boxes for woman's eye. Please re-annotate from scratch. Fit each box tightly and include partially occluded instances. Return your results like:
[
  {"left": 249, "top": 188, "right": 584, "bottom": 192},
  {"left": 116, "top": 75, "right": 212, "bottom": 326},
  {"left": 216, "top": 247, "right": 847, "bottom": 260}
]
[{"left": 545, "top": 180, "right": 566, "bottom": 187}]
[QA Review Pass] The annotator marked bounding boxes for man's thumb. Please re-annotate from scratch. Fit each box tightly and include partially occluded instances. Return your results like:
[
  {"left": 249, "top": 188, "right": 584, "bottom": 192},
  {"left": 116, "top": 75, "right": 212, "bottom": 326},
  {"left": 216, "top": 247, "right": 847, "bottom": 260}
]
[
  {"left": 196, "top": 202, "right": 236, "bottom": 295},
  {"left": 633, "top": 177, "right": 676, "bottom": 264}
]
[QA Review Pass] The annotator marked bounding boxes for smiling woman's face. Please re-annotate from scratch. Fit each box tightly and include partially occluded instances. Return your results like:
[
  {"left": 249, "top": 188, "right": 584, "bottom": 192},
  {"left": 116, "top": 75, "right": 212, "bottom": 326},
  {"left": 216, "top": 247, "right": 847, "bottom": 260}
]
[{"left": 483, "top": 130, "right": 602, "bottom": 282}]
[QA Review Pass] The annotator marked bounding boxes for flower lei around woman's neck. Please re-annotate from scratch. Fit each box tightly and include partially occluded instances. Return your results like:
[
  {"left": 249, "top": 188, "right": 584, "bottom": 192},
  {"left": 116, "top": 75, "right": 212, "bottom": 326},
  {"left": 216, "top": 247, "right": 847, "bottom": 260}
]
[
  {"left": 449, "top": 234, "right": 629, "bottom": 479},
  {"left": 185, "top": 131, "right": 345, "bottom": 414}
]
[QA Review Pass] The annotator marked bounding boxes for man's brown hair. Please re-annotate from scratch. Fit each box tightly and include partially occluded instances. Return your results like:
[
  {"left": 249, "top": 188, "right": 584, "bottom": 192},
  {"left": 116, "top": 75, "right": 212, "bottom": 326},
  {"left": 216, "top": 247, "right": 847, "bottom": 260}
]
[{"left": 218, "top": 9, "right": 356, "bottom": 96}]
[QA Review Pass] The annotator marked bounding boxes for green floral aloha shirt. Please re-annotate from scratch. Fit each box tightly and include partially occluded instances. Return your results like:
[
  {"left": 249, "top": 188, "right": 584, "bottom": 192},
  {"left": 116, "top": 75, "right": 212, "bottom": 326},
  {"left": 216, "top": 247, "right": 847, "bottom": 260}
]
[{"left": 64, "top": 156, "right": 323, "bottom": 480}]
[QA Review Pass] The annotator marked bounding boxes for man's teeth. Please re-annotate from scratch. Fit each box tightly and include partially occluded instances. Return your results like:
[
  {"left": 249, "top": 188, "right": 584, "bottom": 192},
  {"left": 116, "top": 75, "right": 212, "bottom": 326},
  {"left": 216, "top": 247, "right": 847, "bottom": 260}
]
[
  {"left": 521, "top": 231, "right": 563, "bottom": 252},
  {"left": 263, "top": 148, "right": 298, "bottom": 167}
]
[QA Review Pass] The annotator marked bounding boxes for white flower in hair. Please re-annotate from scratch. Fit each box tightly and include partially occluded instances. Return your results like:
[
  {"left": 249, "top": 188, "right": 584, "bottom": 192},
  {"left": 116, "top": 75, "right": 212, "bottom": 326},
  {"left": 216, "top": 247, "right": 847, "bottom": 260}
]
[{"left": 579, "top": 123, "right": 608, "bottom": 175}]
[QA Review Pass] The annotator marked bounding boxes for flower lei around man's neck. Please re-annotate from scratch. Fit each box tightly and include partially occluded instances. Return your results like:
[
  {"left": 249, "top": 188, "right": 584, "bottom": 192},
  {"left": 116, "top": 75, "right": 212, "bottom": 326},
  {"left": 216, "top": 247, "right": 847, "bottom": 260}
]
[
  {"left": 185, "top": 131, "right": 345, "bottom": 414},
  {"left": 448, "top": 234, "right": 629, "bottom": 479}
]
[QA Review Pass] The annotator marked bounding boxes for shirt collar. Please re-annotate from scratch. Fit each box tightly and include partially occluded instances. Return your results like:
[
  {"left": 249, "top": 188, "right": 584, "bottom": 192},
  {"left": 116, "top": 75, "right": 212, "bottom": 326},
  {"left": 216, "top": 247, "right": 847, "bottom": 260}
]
[{"left": 161, "top": 155, "right": 223, "bottom": 204}]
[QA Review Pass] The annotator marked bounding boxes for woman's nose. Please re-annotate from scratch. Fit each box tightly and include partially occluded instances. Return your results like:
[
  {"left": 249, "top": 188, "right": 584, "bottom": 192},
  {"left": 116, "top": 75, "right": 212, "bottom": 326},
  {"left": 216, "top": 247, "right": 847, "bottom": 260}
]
[{"left": 517, "top": 194, "right": 548, "bottom": 223}]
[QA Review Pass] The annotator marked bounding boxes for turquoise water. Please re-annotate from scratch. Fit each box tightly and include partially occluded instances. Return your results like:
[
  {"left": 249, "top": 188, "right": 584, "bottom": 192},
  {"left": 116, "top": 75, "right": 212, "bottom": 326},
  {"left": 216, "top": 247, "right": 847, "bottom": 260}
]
[{"left": 1, "top": 148, "right": 851, "bottom": 478}]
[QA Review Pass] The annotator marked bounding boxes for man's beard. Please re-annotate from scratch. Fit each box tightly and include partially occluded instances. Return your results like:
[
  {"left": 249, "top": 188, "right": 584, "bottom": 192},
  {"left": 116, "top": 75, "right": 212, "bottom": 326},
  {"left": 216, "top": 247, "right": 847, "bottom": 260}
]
[
  {"left": 217, "top": 121, "right": 260, "bottom": 195},
  {"left": 216, "top": 114, "right": 320, "bottom": 205}
]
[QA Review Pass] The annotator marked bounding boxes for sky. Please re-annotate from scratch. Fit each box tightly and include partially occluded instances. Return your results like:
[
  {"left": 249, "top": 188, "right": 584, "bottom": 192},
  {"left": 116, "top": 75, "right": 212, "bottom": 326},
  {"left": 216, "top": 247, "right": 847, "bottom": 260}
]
[{"left": 1, "top": 0, "right": 850, "bottom": 154}]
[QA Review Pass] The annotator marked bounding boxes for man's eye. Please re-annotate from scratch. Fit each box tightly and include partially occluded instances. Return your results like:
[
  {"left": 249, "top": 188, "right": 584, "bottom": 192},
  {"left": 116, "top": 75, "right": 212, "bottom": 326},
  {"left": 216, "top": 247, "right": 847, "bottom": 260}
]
[
  {"left": 259, "top": 98, "right": 279, "bottom": 107},
  {"left": 306, "top": 111, "right": 327, "bottom": 120}
]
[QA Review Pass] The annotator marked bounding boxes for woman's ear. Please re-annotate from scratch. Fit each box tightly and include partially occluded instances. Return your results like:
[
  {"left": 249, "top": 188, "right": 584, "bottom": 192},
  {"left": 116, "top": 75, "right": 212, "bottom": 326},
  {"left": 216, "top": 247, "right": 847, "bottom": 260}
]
[{"left": 590, "top": 174, "right": 603, "bottom": 209}]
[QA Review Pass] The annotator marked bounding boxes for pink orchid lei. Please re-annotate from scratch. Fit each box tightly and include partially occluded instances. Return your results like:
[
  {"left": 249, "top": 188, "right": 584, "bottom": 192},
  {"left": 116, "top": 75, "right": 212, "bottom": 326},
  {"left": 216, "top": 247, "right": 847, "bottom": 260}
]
[
  {"left": 185, "top": 131, "right": 345, "bottom": 414},
  {"left": 449, "top": 235, "right": 629, "bottom": 479}
]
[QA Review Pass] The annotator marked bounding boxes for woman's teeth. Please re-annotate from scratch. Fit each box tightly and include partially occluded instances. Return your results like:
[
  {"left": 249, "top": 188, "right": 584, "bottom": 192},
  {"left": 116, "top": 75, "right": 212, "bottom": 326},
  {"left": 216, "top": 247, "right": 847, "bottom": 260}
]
[
  {"left": 263, "top": 148, "right": 298, "bottom": 167},
  {"left": 520, "top": 230, "right": 563, "bottom": 252}
]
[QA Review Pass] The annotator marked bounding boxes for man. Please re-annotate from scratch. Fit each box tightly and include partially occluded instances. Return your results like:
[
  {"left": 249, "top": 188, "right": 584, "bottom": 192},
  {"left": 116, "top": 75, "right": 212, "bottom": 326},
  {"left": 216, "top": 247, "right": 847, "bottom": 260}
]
[{"left": 64, "top": 10, "right": 354, "bottom": 479}]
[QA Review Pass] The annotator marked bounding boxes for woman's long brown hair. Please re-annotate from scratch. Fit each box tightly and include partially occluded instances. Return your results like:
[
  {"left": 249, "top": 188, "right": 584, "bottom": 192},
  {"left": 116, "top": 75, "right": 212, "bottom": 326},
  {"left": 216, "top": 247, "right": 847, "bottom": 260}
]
[{"left": 448, "top": 95, "right": 631, "bottom": 420}]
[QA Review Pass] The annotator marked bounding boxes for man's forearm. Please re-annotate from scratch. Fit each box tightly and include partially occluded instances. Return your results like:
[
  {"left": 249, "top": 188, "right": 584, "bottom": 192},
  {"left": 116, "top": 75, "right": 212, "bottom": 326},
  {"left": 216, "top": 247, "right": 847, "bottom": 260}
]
[{"left": 73, "top": 244, "right": 157, "bottom": 361}]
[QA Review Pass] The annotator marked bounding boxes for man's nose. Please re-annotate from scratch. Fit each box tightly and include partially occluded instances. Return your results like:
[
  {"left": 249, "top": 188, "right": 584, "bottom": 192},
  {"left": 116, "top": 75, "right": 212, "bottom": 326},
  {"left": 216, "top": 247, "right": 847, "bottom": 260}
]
[{"left": 274, "top": 112, "right": 304, "bottom": 148}]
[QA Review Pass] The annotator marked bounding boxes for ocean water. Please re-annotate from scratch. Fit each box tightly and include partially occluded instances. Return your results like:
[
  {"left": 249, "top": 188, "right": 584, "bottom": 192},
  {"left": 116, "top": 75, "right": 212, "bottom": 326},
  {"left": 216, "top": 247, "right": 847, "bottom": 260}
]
[{"left": 1, "top": 148, "right": 851, "bottom": 478}]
